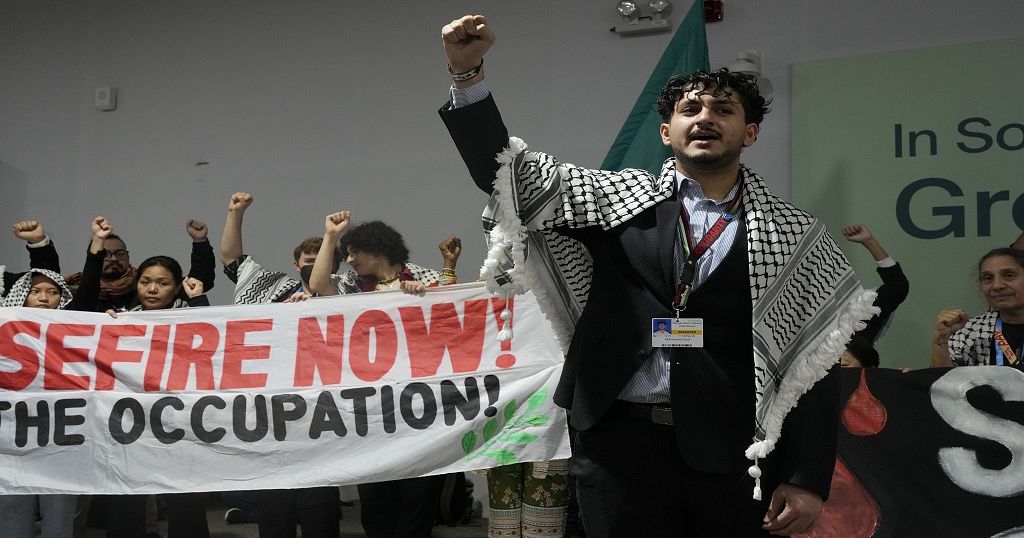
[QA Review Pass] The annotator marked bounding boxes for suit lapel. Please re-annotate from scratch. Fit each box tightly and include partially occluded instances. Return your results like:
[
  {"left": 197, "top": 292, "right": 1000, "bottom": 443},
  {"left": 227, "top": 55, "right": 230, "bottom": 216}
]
[{"left": 656, "top": 196, "right": 680, "bottom": 305}]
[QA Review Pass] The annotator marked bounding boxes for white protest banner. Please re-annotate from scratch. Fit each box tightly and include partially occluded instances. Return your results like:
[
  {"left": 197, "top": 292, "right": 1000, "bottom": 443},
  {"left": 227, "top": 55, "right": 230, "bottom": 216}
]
[{"left": 0, "top": 283, "right": 570, "bottom": 494}]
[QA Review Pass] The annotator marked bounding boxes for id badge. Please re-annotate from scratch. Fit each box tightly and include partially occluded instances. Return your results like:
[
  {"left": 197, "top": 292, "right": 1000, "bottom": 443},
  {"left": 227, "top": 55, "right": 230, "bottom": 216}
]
[{"left": 651, "top": 318, "right": 704, "bottom": 348}]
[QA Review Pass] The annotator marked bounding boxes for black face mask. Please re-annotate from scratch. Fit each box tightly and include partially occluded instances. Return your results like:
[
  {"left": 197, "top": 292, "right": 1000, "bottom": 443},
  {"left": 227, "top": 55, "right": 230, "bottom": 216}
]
[{"left": 299, "top": 264, "right": 314, "bottom": 289}]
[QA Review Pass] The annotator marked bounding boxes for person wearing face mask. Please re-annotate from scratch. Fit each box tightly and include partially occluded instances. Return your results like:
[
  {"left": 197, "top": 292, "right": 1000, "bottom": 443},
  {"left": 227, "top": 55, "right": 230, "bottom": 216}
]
[
  {"left": 220, "top": 191, "right": 345, "bottom": 306},
  {"left": 0, "top": 216, "right": 111, "bottom": 538},
  {"left": 932, "top": 248, "right": 1024, "bottom": 368},
  {"left": 217, "top": 191, "right": 348, "bottom": 538}
]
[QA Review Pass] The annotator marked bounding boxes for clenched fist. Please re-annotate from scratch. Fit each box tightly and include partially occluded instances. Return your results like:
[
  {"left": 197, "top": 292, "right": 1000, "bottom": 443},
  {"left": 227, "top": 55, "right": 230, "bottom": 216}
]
[
  {"left": 228, "top": 192, "right": 254, "bottom": 212},
  {"left": 186, "top": 219, "right": 209, "bottom": 242},
  {"left": 12, "top": 220, "right": 46, "bottom": 244}
]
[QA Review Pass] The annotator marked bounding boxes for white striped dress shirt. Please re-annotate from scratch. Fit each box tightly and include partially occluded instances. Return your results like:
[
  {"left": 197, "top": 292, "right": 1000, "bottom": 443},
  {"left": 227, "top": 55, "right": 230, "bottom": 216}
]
[{"left": 618, "top": 173, "right": 741, "bottom": 403}]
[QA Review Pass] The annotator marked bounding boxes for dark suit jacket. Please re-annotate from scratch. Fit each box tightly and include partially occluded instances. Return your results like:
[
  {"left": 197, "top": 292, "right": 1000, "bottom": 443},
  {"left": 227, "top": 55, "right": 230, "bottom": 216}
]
[{"left": 440, "top": 94, "right": 838, "bottom": 499}]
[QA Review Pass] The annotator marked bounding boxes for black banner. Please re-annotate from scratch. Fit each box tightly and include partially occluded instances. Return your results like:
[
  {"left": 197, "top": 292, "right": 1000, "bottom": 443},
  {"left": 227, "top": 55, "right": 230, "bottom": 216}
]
[{"left": 807, "top": 367, "right": 1024, "bottom": 537}]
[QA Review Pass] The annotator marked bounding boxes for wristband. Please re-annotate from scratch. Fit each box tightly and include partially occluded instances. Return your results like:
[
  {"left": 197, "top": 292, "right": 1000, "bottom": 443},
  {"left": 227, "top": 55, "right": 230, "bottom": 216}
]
[{"left": 448, "top": 58, "right": 483, "bottom": 82}]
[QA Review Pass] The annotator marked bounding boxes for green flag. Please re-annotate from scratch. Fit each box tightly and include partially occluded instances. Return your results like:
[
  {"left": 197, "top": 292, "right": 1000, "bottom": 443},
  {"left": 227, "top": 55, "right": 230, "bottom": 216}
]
[{"left": 601, "top": 0, "right": 710, "bottom": 173}]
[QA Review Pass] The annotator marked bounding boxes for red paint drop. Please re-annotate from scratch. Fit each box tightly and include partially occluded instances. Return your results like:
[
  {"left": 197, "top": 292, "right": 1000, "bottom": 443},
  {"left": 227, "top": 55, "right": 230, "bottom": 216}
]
[
  {"left": 495, "top": 354, "right": 516, "bottom": 368},
  {"left": 795, "top": 458, "right": 879, "bottom": 538},
  {"left": 491, "top": 297, "right": 516, "bottom": 368},
  {"left": 842, "top": 369, "right": 888, "bottom": 437}
]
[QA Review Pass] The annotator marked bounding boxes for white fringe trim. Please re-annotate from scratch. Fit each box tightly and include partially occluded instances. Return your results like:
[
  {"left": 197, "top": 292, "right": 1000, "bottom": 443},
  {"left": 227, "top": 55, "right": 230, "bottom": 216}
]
[
  {"left": 744, "top": 287, "right": 879, "bottom": 499},
  {"left": 480, "top": 137, "right": 529, "bottom": 298},
  {"left": 479, "top": 137, "right": 576, "bottom": 353}
]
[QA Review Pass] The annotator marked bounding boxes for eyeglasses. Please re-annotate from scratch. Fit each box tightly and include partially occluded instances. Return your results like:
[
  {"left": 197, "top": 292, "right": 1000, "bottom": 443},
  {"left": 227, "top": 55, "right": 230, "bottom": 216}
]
[{"left": 104, "top": 249, "right": 130, "bottom": 259}]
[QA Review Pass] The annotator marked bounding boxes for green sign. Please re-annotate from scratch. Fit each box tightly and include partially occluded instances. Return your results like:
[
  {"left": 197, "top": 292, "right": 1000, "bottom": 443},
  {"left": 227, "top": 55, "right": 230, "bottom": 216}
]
[{"left": 792, "top": 37, "right": 1024, "bottom": 368}]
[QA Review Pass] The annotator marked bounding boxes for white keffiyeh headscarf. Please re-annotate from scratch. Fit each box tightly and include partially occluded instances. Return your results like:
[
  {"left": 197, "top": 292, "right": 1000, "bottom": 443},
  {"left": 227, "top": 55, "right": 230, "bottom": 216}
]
[
  {"left": 480, "top": 137, "right": 878, "bottom": 498},
  {"left": 1, "top": 268, "right": 74, "bottom": 309}
]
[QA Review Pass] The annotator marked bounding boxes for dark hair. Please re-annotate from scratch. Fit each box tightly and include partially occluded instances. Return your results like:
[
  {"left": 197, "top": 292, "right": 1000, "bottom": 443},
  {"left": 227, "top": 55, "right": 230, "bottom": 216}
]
[
  {"left": 978, "top": 248, "right": 1024, "bottom": 274},
  {"left": 97, "top": 233, "right": 126, "bottom": 249},
  {"left": 293, "top": 236, "right": 342, "bottom": 273},
  {"left": 656, "top": 68, "right": 770, "bottom": 125},
  {"left": 293, "top": 237, "right": 323, "bottom": 261},
  {"left": 338, "top": 221, "right": 409, "bottom": 266},
  {"left": 845, "top": 334, "right": 879, "bottom": 368},
  {"left": 135, "top": 255, "right": 183, "bottom": 283},
  {"left": 131, "top": 255, "right": 184, "bottom": 308}
]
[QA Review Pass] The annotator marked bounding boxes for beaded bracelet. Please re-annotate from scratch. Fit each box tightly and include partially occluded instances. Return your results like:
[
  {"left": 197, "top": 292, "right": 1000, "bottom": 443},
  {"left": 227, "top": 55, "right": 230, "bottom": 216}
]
[{"left": 448, "top": 58, "right": 484, "bottom": 82}]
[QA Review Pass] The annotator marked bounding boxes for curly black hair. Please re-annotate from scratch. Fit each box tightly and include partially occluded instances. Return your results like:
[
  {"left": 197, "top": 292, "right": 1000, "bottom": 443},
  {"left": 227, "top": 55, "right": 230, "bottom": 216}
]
[
  {"left": 655, "top": 68, "right": 770, "bottom": 125},
  {"left": 338, "top": 221, "right": 409, "bottom": 266}
]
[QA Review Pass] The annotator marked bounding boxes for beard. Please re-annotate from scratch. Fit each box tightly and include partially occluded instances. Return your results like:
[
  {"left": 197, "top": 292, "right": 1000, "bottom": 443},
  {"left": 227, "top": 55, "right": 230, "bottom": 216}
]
[
  {"left": 102, "top": 262, "right": 128, "bottom": 279},
  {"left": 676, "top": 142, "right": 743, "bottom": 171}
]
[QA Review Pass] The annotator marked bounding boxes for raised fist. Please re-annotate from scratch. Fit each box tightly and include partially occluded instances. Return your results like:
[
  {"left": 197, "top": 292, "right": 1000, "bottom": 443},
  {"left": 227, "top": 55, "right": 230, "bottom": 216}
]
[
  {"left": 442, "top": 15, "right": 495, "bottom": 74},
  {"left": 182, "top": 277, "right": 205, "bottom": 298},
  {"left": 186, "top": 219, "right": 209, "bottom": 241},
  {"left": 324, "top": 211, "right": 352, "bottom": 236},
  {"left": 841, "top": 224, "right": 874, "bottom": 244},
  {"left": 933, "top": 309, "right": 968, "bottom": 345},
  {"left": 439, "top": 235, "right": 462, "bottom": 266},
  {"left": 92, "top": 216, "right": 114, "bottom": 240},
  {"left": 228, "top": 192, "right": 254, "bottom": 212},
  {"left": 12, "top": 220, "right": 46, "bottom": 244}
]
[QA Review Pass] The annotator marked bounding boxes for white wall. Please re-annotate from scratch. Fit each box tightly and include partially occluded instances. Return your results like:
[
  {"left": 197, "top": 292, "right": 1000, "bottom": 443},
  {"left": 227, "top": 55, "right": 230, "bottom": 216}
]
[{"left": 2, "top": 0, "right": 1022, "bottom": 305}]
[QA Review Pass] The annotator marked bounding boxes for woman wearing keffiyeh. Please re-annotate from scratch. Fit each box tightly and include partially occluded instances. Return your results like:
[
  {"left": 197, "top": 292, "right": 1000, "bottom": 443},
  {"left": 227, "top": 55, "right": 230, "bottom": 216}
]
[
  {"left": 0, "top": 216, "right": 110, "bottom": 538},
  {"left": 932, "top": 248, "right": 1024, "bottom": 368}
]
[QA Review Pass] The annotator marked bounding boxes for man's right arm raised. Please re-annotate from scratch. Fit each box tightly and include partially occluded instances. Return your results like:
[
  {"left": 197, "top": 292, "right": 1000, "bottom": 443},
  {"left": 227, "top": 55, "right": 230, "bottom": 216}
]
[
  {"left": 440, "top": 15, "right": 652, "bottom": 234},
  {"left": 220, "top": 192, "right": 252, "bottom": 267}
]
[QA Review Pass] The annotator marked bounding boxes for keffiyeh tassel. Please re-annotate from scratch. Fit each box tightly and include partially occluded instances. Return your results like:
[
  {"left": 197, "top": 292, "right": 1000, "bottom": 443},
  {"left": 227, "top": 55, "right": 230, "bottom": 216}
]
[{"left": 744, "top": 289, "right": 878, "bottom": 499}]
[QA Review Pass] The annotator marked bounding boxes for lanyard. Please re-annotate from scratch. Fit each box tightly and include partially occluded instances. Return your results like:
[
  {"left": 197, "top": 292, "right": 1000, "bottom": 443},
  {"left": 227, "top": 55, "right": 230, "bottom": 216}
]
[
  {"left": 994, "top": 318, "right": 1021, "bottom": 366},
  {"left": 672, "top": 183, "right": 742, "bottom": 314}
]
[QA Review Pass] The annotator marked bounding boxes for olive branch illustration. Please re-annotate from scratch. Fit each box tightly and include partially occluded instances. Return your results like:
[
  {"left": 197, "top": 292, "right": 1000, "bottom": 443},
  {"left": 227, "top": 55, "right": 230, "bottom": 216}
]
[{"left": 460, "top": 387, "right": 549, "bottom": 465}]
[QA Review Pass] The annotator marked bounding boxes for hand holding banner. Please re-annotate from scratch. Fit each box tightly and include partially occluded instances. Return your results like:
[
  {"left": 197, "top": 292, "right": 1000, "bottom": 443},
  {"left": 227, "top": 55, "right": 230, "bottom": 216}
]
[{"left": 0, "top": 283, "right": 570, "bottom": 494}]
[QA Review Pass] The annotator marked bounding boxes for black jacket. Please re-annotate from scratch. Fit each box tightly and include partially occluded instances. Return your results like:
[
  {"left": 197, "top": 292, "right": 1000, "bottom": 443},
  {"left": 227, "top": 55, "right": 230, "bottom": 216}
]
[
  {"left": 3, "top": 240, "right": 61, "bottom": 294},
  {"left": 440, "top": 93, "right": 838, "bottom": 498}
]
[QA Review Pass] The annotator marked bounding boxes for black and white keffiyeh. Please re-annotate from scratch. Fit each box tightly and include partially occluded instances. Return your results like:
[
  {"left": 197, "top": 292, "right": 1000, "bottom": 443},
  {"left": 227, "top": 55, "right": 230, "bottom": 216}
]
[
  {"left": 1, "top": 268, "right": 73, "bottom": 309},
  {"left": 232, "top": 256, "right": 306, "bottom": 305},
  {"left": 947, "top": 311, "right": 997, "bottom": 366},
  {"left": 481, "top": 137, "right": 877, "bottom": 497},
  {"left": 232, "top": 256, "right": 443, "bottom": 305}
]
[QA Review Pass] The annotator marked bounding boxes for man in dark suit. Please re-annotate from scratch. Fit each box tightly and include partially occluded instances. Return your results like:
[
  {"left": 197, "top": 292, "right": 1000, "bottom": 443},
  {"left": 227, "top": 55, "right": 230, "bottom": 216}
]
[{"left": 439, "top": 14, "right": 868, "bottom": 537}]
